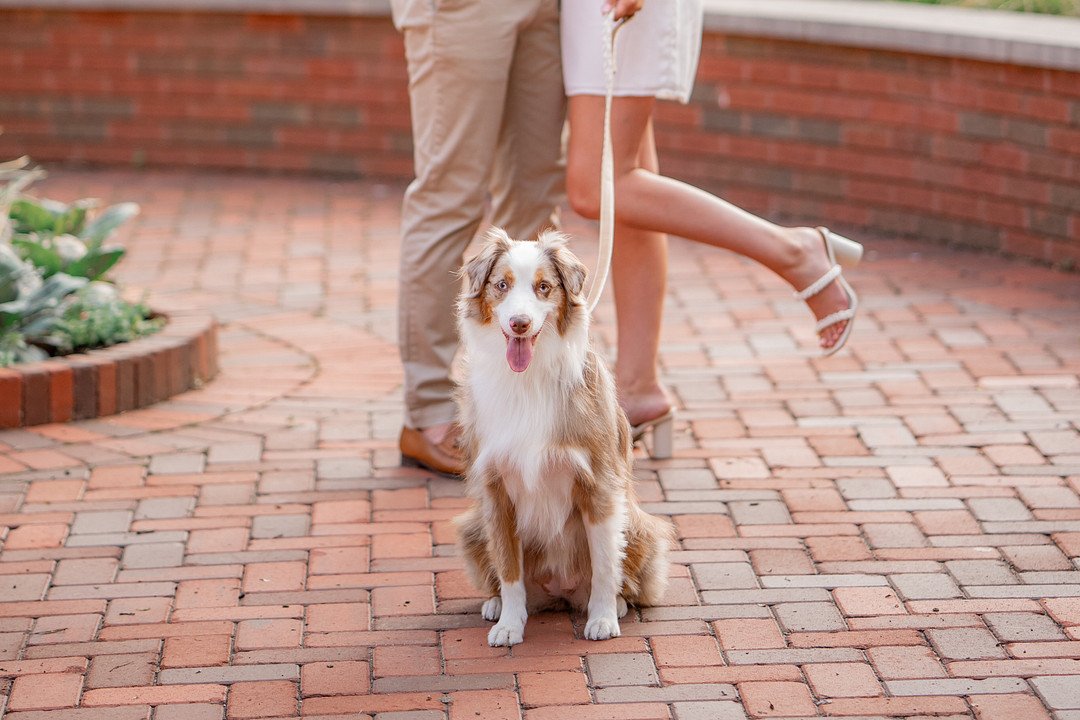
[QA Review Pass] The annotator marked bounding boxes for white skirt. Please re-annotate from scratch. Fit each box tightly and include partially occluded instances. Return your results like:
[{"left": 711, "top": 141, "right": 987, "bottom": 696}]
[{"left": 561, "top": 0, "right": 703, "bottom": 103}]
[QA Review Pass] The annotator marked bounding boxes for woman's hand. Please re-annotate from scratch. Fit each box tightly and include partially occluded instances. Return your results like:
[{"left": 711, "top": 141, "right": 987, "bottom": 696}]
[{"left": 602, "top": 0, "right": 643, "bottom": 21}]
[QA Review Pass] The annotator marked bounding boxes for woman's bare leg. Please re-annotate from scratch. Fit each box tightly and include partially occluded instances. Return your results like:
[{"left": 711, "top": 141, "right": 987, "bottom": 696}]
[
  {"left": 612, "top": 120, "right": 670, "bottom": 427},
  {"left": 566, "top": 95, "right": 851, "bottom": 350}
]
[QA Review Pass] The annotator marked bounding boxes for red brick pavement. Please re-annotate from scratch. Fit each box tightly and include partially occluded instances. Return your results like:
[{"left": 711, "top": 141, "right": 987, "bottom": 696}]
[{"left": 0, "top": 169, "right": 1078, "bottom": 719}]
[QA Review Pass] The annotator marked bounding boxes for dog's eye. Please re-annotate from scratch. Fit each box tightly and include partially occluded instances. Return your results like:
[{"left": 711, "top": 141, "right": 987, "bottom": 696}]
[
  {"left": 538, "top": 282, "right": 551, "bottom": 294},
  {"left": 495, "top": 280, "right": 509, "bottom": 292}
]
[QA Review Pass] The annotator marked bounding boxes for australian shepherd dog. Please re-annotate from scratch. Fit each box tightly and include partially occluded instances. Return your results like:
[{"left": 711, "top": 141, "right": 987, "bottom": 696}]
[{"left": 454, "top": 228, "right": 673, "bottom": 647}]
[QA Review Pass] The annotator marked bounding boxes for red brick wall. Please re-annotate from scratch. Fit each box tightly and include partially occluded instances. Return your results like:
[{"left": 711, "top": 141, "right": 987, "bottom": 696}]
[
  {"left": 661, "top": 34, "right": 1080, "bottom": 268},
  {"left": 1, "top": 8, "right": 1077, "bottom": 266},
  {"left": 0, "top": 9, "right": 414, "bottom": 176}
]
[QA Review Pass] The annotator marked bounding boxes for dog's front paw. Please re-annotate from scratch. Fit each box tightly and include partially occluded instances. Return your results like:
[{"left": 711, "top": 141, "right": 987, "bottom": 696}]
[
  {"left": 584, "top": 615, "right": 621, "bottom": 641},
  {"left": 616, "top": 595, "right": 628, "bottom": 619},
  {"left": 488, "top": 621, "right": 524, "bottom": 647},
  {"left": 481, "top": 597, "right": 502, "bottom": 622}
]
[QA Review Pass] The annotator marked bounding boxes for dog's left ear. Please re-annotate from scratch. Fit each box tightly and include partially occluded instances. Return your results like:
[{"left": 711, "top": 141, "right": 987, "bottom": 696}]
[
  {"left": 540, "top": 230, "right": 588, "bottom": 300},
  {"left": 462, "top": 228, "right": 512, "bottom": 299}
]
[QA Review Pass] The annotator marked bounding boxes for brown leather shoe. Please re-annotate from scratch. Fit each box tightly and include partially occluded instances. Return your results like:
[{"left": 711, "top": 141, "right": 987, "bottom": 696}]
[{"left": 400, "top": 425, "right": 465, "bottom": 477}]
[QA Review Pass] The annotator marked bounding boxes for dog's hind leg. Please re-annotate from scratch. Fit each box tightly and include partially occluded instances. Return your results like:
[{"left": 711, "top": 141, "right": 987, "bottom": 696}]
[{"left": 485, "top": 480, "right": 528, "bottom": 647}]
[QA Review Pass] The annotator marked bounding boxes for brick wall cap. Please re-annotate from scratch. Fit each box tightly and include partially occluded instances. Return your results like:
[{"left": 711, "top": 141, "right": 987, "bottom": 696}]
[
  {"left": 703, "top": 0, "right": 1080, "bottom": 72},
  {"left": 2, "top": 0, "right": 1078, "bottom": 71}
]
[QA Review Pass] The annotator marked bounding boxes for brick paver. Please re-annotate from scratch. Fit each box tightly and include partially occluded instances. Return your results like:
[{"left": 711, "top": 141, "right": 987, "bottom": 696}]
[{"left": 1, "top": 169, "right": 1078, "bottom": 718}]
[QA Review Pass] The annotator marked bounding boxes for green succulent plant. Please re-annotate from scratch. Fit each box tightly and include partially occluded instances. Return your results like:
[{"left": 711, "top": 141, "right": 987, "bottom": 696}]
[
  {"left": 44, "top": 281, "right": 164, "bottom": 356},
  {"left": 896, "top": 0, "right": 1079, "bottom": 14},
  {"left": 0, "top": 157, "right": 45, "bottom": 247},
  {"left": 10, "top": 196, "right": 138, "bottom": 281},
  {"left": 0, "top": 246, "right": 87, "bottom": 365},
  {"left": 1, "top": 157, "right": 158, "bottom": 367}
]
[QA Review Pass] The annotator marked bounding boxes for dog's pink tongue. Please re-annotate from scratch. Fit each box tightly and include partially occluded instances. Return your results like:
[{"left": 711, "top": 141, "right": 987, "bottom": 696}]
[{"left": 506, "top": 336, "right": 533, "bottom": 373}]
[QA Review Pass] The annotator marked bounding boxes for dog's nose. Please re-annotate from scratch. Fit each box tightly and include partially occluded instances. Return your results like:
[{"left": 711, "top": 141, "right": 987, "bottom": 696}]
[{"left": 509, "top": 315, "right": 532, "bottom": 335}]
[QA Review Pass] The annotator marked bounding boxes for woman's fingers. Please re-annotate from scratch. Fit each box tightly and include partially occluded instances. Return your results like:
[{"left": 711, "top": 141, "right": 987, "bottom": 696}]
[{"left": 603, "top": 0, "right": 644, "bottom": 21}]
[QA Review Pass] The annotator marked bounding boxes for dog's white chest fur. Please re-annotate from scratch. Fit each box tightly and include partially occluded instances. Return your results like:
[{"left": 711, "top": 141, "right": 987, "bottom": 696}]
[{"left": 466, "top": 348, "right": 587, "bottom": 541}]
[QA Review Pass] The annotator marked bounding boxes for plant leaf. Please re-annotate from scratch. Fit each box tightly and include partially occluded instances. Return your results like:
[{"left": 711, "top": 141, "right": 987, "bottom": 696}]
[
  {"left": 0, "top": 165, "right": 45, "bottom": 216},
  {"left": 9, "top": 197, "right": 63, "bottom": 234},
  {"left": 0, "top": 299, "right": 30, "bottom": 327},
  {"left": 19, "top": 273, "right": 87, "bottom": 318},
  {"left": 66, "top": 247, "right": 125, "bottom": 281},
  {"left": 55, "top": 199, "right": 98, "bottom": 236},
  {"left": 12, "top": 237, "right": 63, "bottom": 277},
  {"left": 0, "top": 245, "right": 29, "bottom": 303},
  {"left": 0, "top": 156, "right": 31, "bottom": 171},
  {"left": 55, "top": 205, "right": 87, "bottom": 235},
  {"left": 17, "top": 344, "right": 49, "bottom": 363},
  {"left": 21, "top": 312, "right": 60, "bottom": 338},
  {"left": 80, "top": 202, "right": 139, "bottom": 249}
]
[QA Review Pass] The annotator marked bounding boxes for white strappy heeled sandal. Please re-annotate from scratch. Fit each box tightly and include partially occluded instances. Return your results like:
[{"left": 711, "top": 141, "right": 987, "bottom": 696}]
[
  {"left": 794, "top": 227, "right": 862, "bottom": 357},
  {"left": 631, "top": 410, "right": 674, "bottom": 460}
]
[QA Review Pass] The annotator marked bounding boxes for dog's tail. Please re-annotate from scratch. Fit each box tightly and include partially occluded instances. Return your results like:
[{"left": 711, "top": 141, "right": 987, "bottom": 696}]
[{"left": 621, "top": 507, "right": 675, "bottom": 607}]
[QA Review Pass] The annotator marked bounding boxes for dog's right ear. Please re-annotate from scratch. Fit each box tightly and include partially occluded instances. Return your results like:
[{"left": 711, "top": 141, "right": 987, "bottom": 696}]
[{"left": 461, "top": 228, "right": 512, "bottom": 299}]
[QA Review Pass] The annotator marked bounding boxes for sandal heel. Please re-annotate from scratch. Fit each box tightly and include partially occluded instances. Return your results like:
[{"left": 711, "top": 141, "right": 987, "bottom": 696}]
[
  {"left": 818, "top": 227, "right": 863, "bottom": 269},
  {"left": 648, "top": 415, "right": 674, "bottom": 460}
]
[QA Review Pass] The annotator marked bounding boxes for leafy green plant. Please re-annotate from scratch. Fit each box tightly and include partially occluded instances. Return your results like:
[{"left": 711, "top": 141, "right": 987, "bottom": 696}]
[
  {"left": 0, "top": 245, "right": 87, "bottom": 365},
  {"left": 884, "top": 0, "right": 1078, "bottom": 15},
  {"left": 43, "top": 282, "right": 164, "bottom": 356},
  {"left": 1, "top": 157, "right": 45, "bottom": 246},
  {"left": 10, "top": 195, "right": 138, "bottom": 281},
  {"left": 1, "top": 157, "right": 159, "bottom": 367}
]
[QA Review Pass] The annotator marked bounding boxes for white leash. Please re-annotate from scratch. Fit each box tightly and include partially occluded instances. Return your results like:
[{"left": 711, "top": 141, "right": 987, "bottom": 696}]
[{"left": 584, "top": 12, "right": 626, "bottom": 314}]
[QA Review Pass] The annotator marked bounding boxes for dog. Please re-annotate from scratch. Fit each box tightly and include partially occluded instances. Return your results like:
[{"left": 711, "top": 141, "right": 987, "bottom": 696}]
[{"left": 453, "top": 228, "right": 673, "bottom": 647}]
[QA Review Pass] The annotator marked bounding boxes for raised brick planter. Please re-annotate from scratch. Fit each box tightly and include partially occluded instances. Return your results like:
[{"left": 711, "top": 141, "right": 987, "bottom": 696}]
[
  {"left": 0, "top": 311, "right": 217, "bottom": 428},
  {"left": 0, "top": 0, "right": 1077, "bottom": 266}
]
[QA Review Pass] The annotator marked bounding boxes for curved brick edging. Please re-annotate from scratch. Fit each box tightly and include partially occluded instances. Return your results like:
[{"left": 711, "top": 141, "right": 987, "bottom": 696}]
[
  {"left": 0, "top": 312, "right": 218, "bottom": 428},
  {"left": 0, "top": 0, "right": 1077, "bottom": 265}
]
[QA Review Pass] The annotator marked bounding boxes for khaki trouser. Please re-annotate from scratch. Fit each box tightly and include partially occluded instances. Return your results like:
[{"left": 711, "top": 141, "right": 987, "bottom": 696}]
[{"left": 392, "top": 0, "right": 566, "bottom": 429}]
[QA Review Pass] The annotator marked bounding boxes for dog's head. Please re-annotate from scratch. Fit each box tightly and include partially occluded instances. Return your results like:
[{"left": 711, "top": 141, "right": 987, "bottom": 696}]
[{"left": 458, "top": 228, "right": 588, "bottom": 373}]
